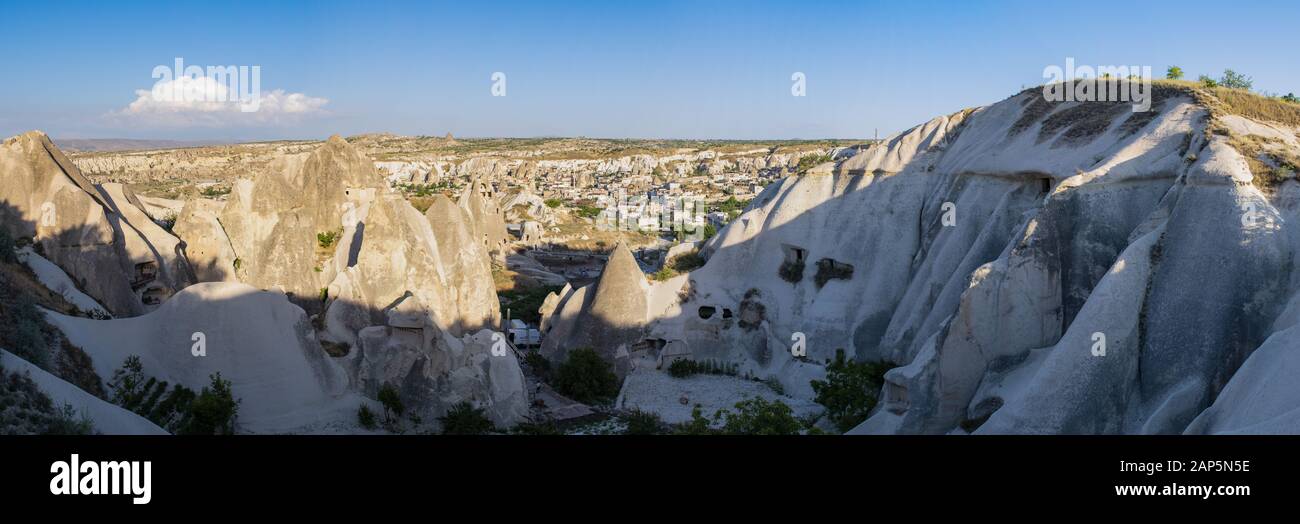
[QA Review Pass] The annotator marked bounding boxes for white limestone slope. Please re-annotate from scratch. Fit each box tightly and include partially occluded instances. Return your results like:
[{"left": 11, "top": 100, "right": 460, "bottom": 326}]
[
  {"left": 44, "top": 282, "right": 357, "bottom": 434},
  {"left": 16, "top": 246, "right": 111, "bottom": 318}
]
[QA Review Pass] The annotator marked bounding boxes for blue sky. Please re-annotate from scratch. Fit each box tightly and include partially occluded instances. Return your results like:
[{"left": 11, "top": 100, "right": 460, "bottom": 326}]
[{"left": 1, "top": 0, "right": 1297, "bottom": 140}]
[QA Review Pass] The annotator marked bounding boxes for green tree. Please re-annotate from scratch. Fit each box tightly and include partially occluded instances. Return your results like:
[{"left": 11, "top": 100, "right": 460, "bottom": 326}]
[
  {"left": 674, "top": 405, "right": 716, "bottom": 435},
  {"left": 554, "top": 347, "right": 620, "bottom": 404},
  {"left": 810, "top": 349, "right": 894, "bottom": 433},
  {"left": 1165, "top": 66, "right": 1184, "bottom": 80},
  {"left": 717, "top": 397, "right": 803, "bottom": 435},
  {"left": 182, "top": 372, "right": 239, "bottom": 435},
  {"left": 439, "top": 401, "right": 495, "bottom": 435},
  {"left": 1219, "top": 69, "right": 1253, "bottom": 90}
]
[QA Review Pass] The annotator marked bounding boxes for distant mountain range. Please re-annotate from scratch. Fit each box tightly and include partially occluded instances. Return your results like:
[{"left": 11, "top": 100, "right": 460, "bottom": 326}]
[{"left": 52, "top": 138, "right": 237, "bottom": 152}]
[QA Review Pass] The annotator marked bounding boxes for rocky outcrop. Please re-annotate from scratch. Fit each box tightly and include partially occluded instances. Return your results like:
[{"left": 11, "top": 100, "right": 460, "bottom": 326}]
[
  {"left": 582, "top": 82, "right": 1300, "bottom": 434},
  {"left": 223, "top": 138, "right": 524, "bottom": 428},
  {"left": 541, "top": 243, "right": 648, "bottom": 376},
  {"left": 0, "top": 131, "right": 192, "bottom": 316},
  {"left": 219, "top": 135, "right": 385, "bottom": 311},
  {"left": 458, "top": 176, "right": 509, "bottom": 261},
  {"left": 173, "top": 198, "right": 239, "bottom": 282}
]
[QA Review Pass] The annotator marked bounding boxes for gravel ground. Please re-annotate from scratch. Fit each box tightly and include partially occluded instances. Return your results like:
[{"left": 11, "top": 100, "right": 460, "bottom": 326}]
[{"left": 615, "top": 366, "right": 823, "bottom": 425}]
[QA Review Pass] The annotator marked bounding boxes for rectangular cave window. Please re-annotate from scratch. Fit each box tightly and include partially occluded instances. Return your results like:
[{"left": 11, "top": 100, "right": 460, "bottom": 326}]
[
  {"left": 781, "top": 244, "right": 807, "bottom": 264},
  {"left": 1039, "top": 177, "right": 1051, "bottom": 194},
  {"left": 779, "top": 244, "right": 807, "bottom": 284}
]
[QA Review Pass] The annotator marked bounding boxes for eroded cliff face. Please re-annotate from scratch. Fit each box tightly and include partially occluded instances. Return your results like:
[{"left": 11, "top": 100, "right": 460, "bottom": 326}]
[
  {"left": 540, "top": 243, "right": 649, "bottom": 377},
  {"left": 0, "top": 131, "right": 193, "bottom": 317},
  {"left": 4, "top": 132, "right": 528, "bottom": 432},
  {"left": 213, "top": 136, "right": 525, "bottom": 428},
  {"left": 549, "top": 82, "right": 1300, "bottom": 434}
]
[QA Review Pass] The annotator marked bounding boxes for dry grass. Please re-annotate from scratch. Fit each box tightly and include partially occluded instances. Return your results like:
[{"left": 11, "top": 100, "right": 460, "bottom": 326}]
[
  {"left": 1150, "top": 80, "right": 1300, "bottom": 128},
  {"left": 1225, "top": 132, "right": 1300, "bottom": 193},
  {"left": 1210, "top": 87, "right": 1300, "bottom": 127},
  {"left": 1, "top": 260, "right": 81, "bottom": 315}
]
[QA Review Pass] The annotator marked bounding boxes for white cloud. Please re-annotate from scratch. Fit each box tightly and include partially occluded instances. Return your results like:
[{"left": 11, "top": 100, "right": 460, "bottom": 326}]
[{"left": 110, "top": 75, "right": 328, "bottom": 127}]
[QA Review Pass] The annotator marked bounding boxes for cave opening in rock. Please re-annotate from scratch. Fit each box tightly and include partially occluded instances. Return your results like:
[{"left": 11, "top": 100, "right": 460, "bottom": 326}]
[
  {"left": 814, "top": 258, "right": 855, "bottom": 288},
  {"left": 132, "top": 261, "right": 158, "bottom": 288},
  {"left": 698, "top": 306, "right": 716, "bottom": 319}
]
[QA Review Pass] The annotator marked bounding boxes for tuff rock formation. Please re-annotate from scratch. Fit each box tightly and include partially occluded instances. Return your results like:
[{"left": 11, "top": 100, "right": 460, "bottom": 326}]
[
  {"left": 540, "top": 243, "right": 649, "bottom": 377},
  {"left": 3, "top": 132, "right": 528, "bottom": 433},
  {"left": 0, "top": 131, "right": 192, "bottom": 316},
  {"left": 565, "top": 82, "right": 1300, "bottom": 435}
]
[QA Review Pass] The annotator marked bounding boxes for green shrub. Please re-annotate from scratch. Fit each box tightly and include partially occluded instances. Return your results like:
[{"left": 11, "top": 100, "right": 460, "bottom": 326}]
[
  {"left": 317, "top": 229, "right": 341, "bottom": 249},
  {"left": 1165, "top": 66, "right": 1183, "bottom": 80},
  {"left": 667, "top": 359, "right": 738, "bottom": 378},
  {"left": 44, "top": 403, "right": 95, "bottom": 435},
  {"left": 0, "top": 275, "right": 54, "bottom": 368},
  {"left": 623, "top": 410, "right": 664, "bottom": 435},
  {"left": 544, "top": 198, "right": 563, "bottom": 208},
  {"left": 1, "top": 369, "right": 95, "bottom": 435},
  {"left": 1199, "top": 75, "right": 1219, "bottom": 88},
  {"left": 795, "top": 154, "right": 832, "bottom": 174},
  {"left": 439, "top": 401, "right": 495, "bottom": 435},
  {"left": 667, "top": 359, "right": 696, "bottom": 378},
  {"left": 498, "top": 284, "right": 562, "bottom": 324},
  {"left": 377, "top": 383, "right": 404, "bottom": 422},
  {"left": 108, "top": 356, "right": 240, "bottom": 434},
  {"left": 717, "top": 397, "right": 803, "bottom": 435},
  {"left": 810, "top": 349, "right": 894, "bottom": 433},
  {"left": 554, "top": 347, "right": 620, "bottom": 404},
  {"left": 181, "top": 372, "right": 239, "bottom": 435},
  {"left": 357, "top": 404, "right": 377, "bottom": 429},
  {"left": 778, "top": 260, "right": 804, "bottom": 284},
  {"left": 199, "top": 186, "right": 231, "bottom": 198},
  {"left": 669, "top": 251, "right": 705, "bottom": 273},
  {"left": 0, "top": 227, "right": 17, "bottom": 264},
  {"left": 1282, "top": 93, "right": 1299, "bottom": 104},
  {"left": 674, "top": 405, "right": 716, "bottom": 435}
]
